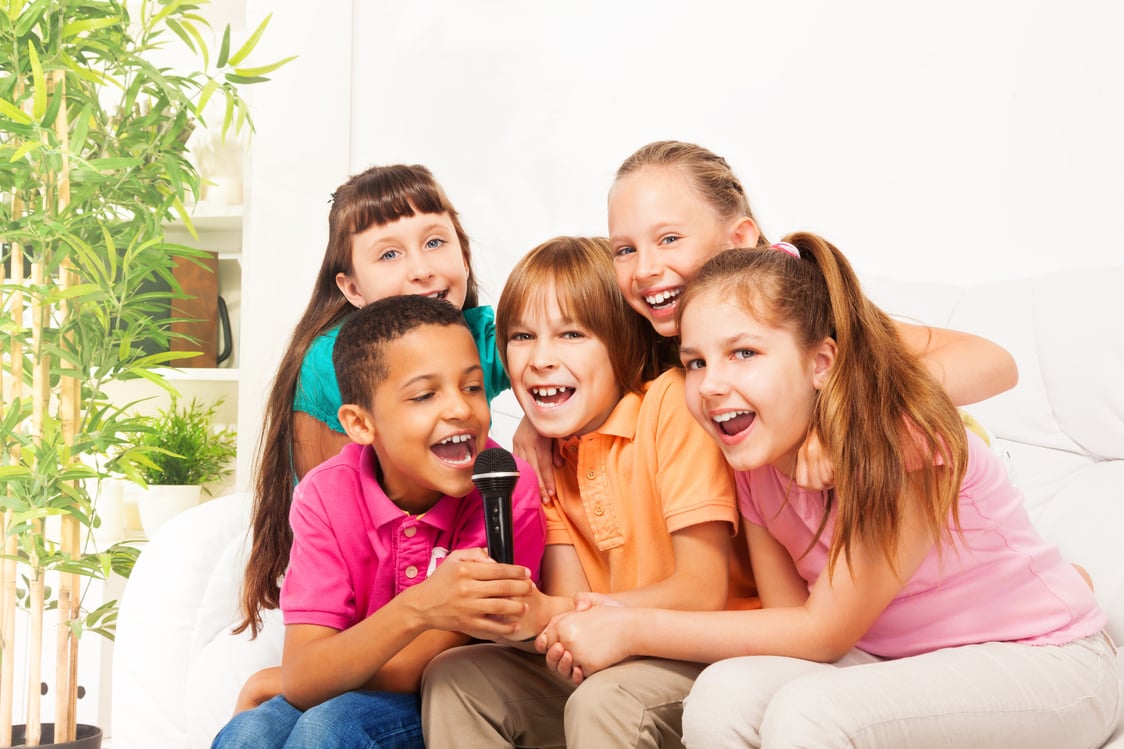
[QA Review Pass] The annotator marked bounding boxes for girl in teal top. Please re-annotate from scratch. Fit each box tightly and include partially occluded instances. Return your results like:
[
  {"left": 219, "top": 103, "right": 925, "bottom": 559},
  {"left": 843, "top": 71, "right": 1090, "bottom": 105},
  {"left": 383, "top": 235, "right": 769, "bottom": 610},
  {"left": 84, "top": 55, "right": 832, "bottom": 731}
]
[{"left": 237, "top": 164, "right": 507, "bottom": 644}]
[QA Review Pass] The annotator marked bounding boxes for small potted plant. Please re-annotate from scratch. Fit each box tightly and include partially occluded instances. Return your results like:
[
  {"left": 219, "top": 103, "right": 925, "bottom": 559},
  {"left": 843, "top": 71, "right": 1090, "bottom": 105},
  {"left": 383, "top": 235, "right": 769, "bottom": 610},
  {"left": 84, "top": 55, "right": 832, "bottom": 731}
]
[{"left": 132, "top": 397, "right": 237, "bottom": 537}]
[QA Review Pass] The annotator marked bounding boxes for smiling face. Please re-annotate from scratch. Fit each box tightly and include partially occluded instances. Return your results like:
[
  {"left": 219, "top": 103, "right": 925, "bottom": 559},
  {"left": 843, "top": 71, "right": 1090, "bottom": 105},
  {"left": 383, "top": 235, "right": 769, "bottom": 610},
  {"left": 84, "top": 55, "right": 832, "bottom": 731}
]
[
  {"left": 505, "top": 284, "right": 624, "bottom": 440},
  {"left": 356, "top": 323, "right": 490, "bottom": 512},
  {"left": 678, "top": 287, "right": 834, "bottom": 475},
  {"left": 608, "top": 165, "right": 758, "bottom": 337},
  {"left": 336, "top": 210, "right": 469, "bottom": 310}
]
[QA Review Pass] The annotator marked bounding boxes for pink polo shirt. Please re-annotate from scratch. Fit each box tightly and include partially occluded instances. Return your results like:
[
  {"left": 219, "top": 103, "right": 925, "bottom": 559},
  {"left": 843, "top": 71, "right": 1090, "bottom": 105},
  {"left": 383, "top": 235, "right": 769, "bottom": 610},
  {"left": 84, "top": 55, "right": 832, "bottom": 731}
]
[
  {"left": 281, "top": 440, "right": 546, "bottom": 631},
  {"left": 737, "top": 430, "right": 1105, "bottom": 658}
]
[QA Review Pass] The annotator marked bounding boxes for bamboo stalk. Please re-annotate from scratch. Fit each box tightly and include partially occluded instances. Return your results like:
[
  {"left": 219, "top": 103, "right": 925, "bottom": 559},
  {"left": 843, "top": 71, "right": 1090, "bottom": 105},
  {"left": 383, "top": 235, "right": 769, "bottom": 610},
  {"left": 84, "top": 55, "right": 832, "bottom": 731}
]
[
  {"left": 52, "top": 67, "right": 81, "bottom": 744},
  {"left": 27, "top": 253, "right": 46, "bottom": 747},
  {"left": 0, "top": 210, "right": 22, "bottom": 747},
  {"left": 27, "top": 552, "right": 44, "bottom": 747}
]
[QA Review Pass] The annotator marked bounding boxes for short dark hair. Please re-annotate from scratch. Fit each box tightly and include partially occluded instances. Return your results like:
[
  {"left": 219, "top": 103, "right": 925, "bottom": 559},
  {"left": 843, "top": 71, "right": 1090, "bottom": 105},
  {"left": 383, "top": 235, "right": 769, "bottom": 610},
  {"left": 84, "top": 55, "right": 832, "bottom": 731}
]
[{"left": 333, "top": 295, "right": 468, "bottom": 408}]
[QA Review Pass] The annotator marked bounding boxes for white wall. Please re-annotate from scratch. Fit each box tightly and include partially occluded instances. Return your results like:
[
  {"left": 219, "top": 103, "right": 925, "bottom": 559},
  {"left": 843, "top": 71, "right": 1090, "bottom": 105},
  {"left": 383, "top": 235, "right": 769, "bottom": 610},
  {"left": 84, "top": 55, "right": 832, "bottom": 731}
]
[{"left": 236, "top": 0, "right": 1124, "bottom": 487}]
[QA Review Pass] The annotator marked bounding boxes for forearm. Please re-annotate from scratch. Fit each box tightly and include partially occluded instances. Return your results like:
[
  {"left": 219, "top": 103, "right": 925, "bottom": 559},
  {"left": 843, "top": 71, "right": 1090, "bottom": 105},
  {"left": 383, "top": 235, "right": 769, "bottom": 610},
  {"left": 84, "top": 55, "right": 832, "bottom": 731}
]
[
  {"left": 625, "top": 606, "right": 845, "bottom": 665},
  {"left": 608, "top": 572, "right": 726, "bottom": 612},
  {"left": 896, "top": 321, "right": 1018, "bottom": 405},
  {"left": 281, "top": 597, "right": 424, "bottom": 709},
  {"left": 364, "top": 629, "right": 469, "bottom": 693}
]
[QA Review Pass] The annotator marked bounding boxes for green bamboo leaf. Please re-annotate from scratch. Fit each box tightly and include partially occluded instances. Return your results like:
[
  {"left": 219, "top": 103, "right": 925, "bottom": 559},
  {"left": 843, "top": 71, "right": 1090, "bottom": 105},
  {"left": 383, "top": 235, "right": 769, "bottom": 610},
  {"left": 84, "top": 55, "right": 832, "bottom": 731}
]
[
  {"left": 148, "top": 0, "right": 189, "bottom": 28},
  {"left": 0, "top": 97, "right": 33, "bottom": 125},
  {"left": 227, "top": 13, "right": 273, "bottom": 67},
  {"left": 61, "top": 15, "right": 122, "bottom": 38},
  {"left": 69, "top": 103, "right": 92, "bottom": 154},
  {"left": 12, "top": 0, "right": 48, "bottom": 36},
  {"left": 196, "top": 78, "right": 218, "bottom": 114},
  {"left": 165, "top": 18, "right": 195, "bottom": 53},
  {"left": 216, "top": 23, "right": 231, "bottom": 68},
  {"left": 181, "top": 19, "right": 209, "bottom": 70},
  {"left": 9, "top": 139, "right": 41, "bottom": 162},
  {"left": 28, "top": 42, "right": 46, "bottom": 122},
  {"left": 8, "top": 0, "right": 28, "bottom": 23},
  {"left": 221, "top": 86, "right": 235, "bottom": 137},
  {"left": 231, "top": 56, "right": 295, "bottom": 79},
  {"left": 88, "top": 156, "right": 142, "bottom": 171},
  {"left": 224, "top": 73, "right": 269, "bottom": 85}
]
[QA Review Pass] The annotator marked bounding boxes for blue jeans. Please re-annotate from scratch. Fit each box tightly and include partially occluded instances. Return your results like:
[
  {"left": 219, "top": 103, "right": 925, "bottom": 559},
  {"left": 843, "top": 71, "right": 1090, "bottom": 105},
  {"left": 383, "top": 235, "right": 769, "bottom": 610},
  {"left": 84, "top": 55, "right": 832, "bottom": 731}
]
[{"left": 211, "top": 691, "right": 422, "bottom": 749}]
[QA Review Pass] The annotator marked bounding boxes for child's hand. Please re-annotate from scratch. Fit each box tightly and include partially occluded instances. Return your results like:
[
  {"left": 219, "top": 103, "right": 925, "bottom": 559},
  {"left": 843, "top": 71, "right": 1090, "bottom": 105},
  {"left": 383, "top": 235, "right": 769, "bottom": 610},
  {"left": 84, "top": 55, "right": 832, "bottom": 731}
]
[
  {"left": 232, "top": 666, "right": 281, "bottom": 715},
  {"left": 795, "top": 427, "right": 834, "bottom": 490},
  {"left": 404, "top": 547, "right": 534, "bottom": 639},
  {"left": 512, "top": 416, "right": 561, "bottom": 503},
  {"left": 537, "top": 604, "right": 634, "bottom": 685}
]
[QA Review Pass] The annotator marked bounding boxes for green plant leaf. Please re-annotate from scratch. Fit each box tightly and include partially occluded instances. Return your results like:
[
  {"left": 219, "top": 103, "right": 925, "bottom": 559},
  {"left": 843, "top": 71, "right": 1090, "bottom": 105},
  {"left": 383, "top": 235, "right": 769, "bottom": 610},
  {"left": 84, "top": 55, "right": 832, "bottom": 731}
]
[
  {"left": 9, "top": 139, "right": 41, "bottom": 162},
  {"left": 28, "top": 41, "right": 46, "bottom": 122},
  {"left": 61, "top": 14, "right": 122, "bottom": 38},
  {"left": 216, "top": 23, "right": 231, "bottom": 68},
  {"left": 223, "top": 73, "right": 269, "bottom": 85},
  {"left": 0, "top": 96, "right": 33, "bottom": 124},
  {"left": 226, "top": 13, "right": 271, "bottom": 67},
  {"left": 232, "top": 56, "right": 295, "bottom": 79}
]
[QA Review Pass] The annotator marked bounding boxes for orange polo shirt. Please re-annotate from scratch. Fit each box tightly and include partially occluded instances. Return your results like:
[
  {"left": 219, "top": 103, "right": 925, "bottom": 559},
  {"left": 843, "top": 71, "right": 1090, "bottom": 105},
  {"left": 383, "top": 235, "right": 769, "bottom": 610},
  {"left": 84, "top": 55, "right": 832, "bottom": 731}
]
[{"left": 544, "top": 368, "right": 759, "bottom": 609}]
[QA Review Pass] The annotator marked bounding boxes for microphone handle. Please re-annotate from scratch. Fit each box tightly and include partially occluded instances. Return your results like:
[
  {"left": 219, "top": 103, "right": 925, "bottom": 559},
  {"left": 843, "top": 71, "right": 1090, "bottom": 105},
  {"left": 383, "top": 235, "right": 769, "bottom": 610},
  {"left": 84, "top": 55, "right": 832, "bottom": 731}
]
[{"left": 483, "top": 493, "right": 514, "bottom": 564}]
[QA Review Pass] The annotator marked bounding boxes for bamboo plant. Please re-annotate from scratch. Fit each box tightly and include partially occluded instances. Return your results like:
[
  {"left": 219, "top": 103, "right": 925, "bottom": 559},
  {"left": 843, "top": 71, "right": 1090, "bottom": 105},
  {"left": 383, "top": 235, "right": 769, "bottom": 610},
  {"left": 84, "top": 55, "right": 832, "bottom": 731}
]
[{"left": 0, "top": 1, "right": 290, "bottom": 744}]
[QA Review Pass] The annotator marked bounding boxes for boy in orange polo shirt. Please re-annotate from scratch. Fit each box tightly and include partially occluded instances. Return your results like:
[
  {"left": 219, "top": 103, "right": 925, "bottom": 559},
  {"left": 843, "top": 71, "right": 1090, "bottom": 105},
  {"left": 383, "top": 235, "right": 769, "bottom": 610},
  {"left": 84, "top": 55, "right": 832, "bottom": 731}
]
[{"left": 421, "top": 237, "right": 753, "bottom": 748}]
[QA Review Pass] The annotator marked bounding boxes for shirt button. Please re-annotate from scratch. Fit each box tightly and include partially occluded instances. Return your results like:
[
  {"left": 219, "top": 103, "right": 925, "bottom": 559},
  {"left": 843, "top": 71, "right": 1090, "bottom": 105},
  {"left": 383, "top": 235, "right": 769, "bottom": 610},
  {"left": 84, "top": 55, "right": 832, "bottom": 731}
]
[
  {"left": 403, "top": 526, "right": 417, "bottom": 537},
  {"left": 586, "top": 470, "right": 596, "bottom": 480},
  {"left": 593, "top": 504, "right": 604, "bottom": 516},
  {"left": 405, "top": 565, "right": 419, "bottom": 578}
]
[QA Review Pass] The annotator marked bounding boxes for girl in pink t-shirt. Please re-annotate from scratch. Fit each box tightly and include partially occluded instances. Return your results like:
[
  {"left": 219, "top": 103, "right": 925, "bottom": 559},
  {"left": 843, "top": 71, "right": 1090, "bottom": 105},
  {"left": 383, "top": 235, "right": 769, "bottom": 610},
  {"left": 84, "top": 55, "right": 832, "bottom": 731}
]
[{"left": 536, "top": 233, "right": 1120, "bottom": 748}]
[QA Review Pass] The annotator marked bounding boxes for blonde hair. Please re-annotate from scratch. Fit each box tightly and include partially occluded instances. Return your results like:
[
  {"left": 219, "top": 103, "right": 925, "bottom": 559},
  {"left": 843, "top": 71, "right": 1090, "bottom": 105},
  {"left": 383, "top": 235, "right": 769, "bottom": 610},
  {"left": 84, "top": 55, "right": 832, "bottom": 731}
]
[
  {"left": 496, "top": 236, "right": 659, "bottom": 395},
  {"left": 614, "top": 140, "right": 770, "bottom": 248},
  {"left": 679, "top": 233, "right": 968, "bottom": 575}
]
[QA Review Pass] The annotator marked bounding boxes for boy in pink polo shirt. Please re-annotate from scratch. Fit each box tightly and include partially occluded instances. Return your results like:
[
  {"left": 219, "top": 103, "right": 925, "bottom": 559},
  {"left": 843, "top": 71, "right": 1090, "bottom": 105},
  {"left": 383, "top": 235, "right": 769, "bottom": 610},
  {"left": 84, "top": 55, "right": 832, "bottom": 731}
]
[{"left": 212, "top": 294, "right": 545, "bottom": 749}]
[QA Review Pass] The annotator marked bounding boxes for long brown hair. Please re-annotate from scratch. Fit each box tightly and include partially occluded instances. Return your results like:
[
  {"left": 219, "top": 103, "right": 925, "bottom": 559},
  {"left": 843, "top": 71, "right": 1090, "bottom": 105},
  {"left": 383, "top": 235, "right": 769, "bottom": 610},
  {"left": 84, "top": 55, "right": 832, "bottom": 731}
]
[
  {"left": 236, "top": 164, "right": 476, "bottom": 636},
  {"left": 496, "top": 236, "right": 660, "bottom": 396},
  {"left": 679, "top": 233, "right": 968, "bottom": 576},
  {"left": 614, "top": 140, "right": 771, "bottom": 249}
]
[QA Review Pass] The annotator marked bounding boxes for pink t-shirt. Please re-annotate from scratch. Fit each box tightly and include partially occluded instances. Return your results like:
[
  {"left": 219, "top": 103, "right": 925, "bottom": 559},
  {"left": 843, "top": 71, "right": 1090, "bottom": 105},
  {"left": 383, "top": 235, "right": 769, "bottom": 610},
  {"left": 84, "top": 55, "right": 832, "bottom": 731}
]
[
  {"left": 737, "top": 430, "right": 1105, "bottom": 658},
  {"left": 281, "top": 440, "right": 546, "bottom": 630}
]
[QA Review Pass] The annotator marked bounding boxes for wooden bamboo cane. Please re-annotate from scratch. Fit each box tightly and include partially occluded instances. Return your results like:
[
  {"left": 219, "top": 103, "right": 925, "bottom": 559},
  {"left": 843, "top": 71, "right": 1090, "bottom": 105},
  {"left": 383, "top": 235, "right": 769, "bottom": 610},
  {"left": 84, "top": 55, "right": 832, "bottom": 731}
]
[
  {"left": 51, "top": 68, "right": 81, "bottom": 745},
  {"left": 0, "top": 199, "right": 24, "bottom": 747},
  {"left": 27, "top": 250, "right": 47, "bottom": 746}
]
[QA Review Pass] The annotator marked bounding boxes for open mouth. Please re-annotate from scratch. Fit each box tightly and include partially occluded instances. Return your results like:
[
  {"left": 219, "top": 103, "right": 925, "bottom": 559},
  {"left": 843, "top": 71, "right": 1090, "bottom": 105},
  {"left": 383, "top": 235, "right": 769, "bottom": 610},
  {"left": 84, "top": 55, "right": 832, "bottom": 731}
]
[
  {"left": 422, "top": 290, "right": 450, "bottom": 301},
  {"left": 531, "top": 386, "right": 573, "bottom": 407},
  {"left": 430, "top": 432, "right": 476, "bottom": 466},
  {"left": 643, "top": 287, "right": 682, "bottom": 311},
  {"left": 713, "top": 410, "right": 755, "bottom": 436}
]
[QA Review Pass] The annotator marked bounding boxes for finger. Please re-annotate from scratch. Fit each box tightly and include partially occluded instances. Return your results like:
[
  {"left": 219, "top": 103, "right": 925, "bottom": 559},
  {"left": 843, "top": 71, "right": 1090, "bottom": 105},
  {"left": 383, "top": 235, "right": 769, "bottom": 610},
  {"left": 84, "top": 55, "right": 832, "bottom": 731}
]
[{"left": 571, "top": 665, "right": 585, "bottom": 686}]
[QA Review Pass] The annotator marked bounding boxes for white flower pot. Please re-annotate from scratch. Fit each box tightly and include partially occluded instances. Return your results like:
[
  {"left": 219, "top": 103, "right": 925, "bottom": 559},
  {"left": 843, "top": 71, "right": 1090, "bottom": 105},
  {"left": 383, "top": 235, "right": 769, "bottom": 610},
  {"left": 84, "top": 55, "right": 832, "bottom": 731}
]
[{"left": 136, "top": 484, "right": 202, "bottom": 538}]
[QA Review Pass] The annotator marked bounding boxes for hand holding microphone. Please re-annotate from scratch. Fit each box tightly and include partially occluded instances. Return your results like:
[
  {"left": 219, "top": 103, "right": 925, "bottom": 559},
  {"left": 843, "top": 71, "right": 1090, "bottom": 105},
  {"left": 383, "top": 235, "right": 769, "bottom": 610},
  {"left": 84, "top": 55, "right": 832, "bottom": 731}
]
[{"left": 471, "top": 447, "right": 520, "bottom": 564}]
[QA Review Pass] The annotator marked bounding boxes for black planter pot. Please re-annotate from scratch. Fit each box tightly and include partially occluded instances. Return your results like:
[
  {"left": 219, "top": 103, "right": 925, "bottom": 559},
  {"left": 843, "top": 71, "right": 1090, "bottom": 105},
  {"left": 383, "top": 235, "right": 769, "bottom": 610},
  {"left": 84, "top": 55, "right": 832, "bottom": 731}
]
[{"left": 5, "top": 724, "right": 102, "bottom": 749}]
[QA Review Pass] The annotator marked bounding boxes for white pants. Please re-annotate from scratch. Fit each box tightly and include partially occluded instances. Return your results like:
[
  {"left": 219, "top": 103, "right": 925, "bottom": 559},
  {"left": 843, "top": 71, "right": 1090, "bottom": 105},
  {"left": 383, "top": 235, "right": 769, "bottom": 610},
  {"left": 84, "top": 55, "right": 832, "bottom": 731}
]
[{"left": 682, "top": 632, "right": 1121, "bottom": 749}]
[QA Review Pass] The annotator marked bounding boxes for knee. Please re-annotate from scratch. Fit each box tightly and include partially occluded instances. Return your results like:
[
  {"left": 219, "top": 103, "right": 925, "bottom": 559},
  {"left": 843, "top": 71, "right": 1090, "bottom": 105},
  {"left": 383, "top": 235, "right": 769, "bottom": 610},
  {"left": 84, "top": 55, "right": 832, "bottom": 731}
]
[
  {"left": 681, "top": 661, "right": 758, "bottom": 748},
  {"left": 421, "top": 643, "right": 486, "bottom": 702},
  {"left": 760, "top": 677, "right": 851, "bottom": 747}
]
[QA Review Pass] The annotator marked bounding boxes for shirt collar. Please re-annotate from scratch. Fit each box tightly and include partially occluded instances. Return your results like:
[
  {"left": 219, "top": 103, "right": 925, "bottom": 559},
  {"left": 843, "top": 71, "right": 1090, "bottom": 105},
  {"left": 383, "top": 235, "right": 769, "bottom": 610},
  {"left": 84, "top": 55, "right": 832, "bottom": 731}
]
[{"left": 358, "top": 444, "right": 459, "bottom": 532}]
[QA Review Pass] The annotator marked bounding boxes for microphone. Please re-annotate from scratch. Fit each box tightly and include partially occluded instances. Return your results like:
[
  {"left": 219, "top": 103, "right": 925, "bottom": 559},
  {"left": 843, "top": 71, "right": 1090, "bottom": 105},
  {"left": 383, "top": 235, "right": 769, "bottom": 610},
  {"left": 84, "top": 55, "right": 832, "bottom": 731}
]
[{"left": 471, "top": 447, "right": 520, "bottom": 564}]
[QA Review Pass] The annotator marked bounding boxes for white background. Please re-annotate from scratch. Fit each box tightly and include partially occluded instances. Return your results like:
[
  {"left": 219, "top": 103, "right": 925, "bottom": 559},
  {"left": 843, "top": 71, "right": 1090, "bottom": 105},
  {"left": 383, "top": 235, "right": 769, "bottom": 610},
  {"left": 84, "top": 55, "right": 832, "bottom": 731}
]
[{"left": 235, "top": 0, "right": 1124, "bottom": 481}]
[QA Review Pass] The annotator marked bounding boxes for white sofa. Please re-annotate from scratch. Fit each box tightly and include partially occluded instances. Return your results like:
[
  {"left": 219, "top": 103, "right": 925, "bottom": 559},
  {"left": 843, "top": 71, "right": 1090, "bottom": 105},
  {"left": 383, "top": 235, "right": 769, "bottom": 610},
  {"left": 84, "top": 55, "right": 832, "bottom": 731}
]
[{"left": 112, "top": 266, "right": 1124, "bottom": 748}]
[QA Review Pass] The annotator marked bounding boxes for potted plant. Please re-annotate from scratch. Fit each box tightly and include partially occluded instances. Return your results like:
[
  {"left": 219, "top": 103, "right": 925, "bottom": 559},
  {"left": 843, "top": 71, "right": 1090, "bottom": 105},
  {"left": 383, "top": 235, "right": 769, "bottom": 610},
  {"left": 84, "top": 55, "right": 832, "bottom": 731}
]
[
  {"left": 0, "top": 1, "right": 291, "bottom": 746},
  {"left": 133, "top": 397, "right": 237, "bottom": 537}
]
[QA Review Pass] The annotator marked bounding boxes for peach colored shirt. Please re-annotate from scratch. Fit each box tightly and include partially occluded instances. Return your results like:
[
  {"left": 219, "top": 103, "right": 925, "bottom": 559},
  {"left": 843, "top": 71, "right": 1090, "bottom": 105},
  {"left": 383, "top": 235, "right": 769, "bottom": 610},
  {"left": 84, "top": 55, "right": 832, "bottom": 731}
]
[{"left": 544, "top": 368, "right": 757, "bottom": 607}]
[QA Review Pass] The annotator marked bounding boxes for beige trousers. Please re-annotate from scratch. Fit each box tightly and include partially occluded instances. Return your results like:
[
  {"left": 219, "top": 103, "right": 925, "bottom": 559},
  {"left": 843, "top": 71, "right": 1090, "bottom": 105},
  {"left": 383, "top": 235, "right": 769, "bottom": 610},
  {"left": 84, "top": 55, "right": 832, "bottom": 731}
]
[
  {"left": 682, "top": 631, "right": 1121, "bottom": 749},
  {"left": 421, "top": 643, "right": 703, "bottom": 748}
]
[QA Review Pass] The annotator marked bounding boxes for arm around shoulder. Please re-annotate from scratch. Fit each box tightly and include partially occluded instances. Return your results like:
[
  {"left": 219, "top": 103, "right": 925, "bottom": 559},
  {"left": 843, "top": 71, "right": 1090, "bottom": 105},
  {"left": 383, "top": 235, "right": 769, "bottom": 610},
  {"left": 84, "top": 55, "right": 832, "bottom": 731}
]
[{"left": 894, "top": 320, "right": 1018, "bottom": 405}]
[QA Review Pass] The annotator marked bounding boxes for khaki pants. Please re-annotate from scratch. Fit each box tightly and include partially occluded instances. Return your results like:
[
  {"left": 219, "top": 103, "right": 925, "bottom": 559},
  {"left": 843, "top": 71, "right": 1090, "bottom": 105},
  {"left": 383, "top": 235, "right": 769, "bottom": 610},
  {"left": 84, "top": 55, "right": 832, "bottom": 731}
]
[
  {"left": 421, "top": 643, "right": 703, "bottom": 748},
  {"left": 682, "top": 631, "right": 1121, "bottom": 749}
]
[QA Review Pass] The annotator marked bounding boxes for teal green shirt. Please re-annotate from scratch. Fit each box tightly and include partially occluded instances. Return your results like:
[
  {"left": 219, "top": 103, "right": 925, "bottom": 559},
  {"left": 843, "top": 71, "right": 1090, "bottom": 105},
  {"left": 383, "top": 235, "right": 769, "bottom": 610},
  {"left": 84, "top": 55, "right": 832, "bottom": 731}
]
[{"left": 294, "top": 305, "right": 510, "bottom": 433}]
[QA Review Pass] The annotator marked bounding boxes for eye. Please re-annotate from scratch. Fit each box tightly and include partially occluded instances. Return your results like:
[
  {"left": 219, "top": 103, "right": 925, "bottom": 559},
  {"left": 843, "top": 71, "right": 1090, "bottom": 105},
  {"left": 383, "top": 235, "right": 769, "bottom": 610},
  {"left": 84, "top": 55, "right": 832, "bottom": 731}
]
[
  {"left": 425, "top": 237, "right": 446, "bottom": 250},
  {"left": 409, "top": 391, "right": 435, "bottom": 403},
  {"left": 464, "top": 382, "right": 484, "bottom": 394},
  {"left": 658, "top": 234, "right": 681, "bottom": 246},
  {"left": 560, "top": 330, "right": 585, "bottom": 340},
  {"left": 612, "top": 245, "right": 635, "bottom": 258},
  {"left": 682, "top": 357, "right": 705, "bottom": 371},
  {"left": 733, "top": 349, "right": 757, "bottom": 361},
  {"left": 509, "top": 331, "right": 533, "bottom": 342},
  {"left": 378, "top": 248, "right": 402, "bottom": 261}
]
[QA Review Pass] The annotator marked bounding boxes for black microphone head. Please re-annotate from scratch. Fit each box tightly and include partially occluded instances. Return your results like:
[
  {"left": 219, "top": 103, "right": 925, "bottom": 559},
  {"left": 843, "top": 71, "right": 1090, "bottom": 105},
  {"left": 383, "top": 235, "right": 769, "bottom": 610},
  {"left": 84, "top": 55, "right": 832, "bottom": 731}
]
[{"left": 472, "top": 447, "right": 519, "bottom": 495}]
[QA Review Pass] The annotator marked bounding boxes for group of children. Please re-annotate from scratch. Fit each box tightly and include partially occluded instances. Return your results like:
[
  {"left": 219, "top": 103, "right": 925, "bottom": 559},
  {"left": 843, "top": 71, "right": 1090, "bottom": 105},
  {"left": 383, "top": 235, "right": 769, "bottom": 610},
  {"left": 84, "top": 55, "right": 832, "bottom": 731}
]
[{"left": 211, "top": 142, "right": 1119, "bottom": 749}]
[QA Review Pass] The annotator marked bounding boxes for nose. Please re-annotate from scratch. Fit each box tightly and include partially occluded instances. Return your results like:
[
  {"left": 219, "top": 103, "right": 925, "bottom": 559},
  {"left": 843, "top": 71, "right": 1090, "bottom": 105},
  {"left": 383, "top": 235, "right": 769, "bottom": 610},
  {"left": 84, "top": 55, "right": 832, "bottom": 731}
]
[
  {"left": 632, "top": 245, "right": 660, "bottom": 282},
  {"left": 407, "top": 251, "right": 436, "bottom": 282},
  {"left": 529, "top": 338, "right": 557, "bottom": 371},
  {"left": 695, "top": 362, "right": 729, "bottom": 399},
  {"left": 443, "top": 387, "right": 474, "bottom": 420}
]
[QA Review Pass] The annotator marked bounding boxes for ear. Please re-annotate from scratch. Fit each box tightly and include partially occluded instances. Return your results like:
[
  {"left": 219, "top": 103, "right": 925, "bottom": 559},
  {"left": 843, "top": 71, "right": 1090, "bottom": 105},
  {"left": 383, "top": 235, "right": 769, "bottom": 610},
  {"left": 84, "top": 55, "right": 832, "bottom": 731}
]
[
  {"left": 335, "top": 272, "right": 366, "bottom": 309},
  {"left": 811, "top": 337, "right": 837, "bottom": 390},
  {"left": 728, "top": 216, "right": 761, "bottom": 249},
  {"left": 338, "top": 403, "right": 377, "bottom": 444}
]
